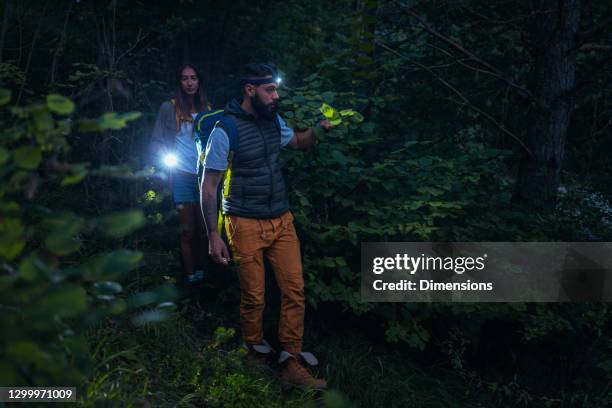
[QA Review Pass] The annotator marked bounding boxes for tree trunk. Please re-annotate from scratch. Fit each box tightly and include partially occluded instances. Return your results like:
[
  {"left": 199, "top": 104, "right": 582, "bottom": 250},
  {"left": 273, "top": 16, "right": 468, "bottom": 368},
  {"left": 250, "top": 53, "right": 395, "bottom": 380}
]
[
  {"left": 48, "top": 0, "right": 73, "bottom": 86},
  {"left": 514, "top": 0, "right": 582, "bottom": 213}
]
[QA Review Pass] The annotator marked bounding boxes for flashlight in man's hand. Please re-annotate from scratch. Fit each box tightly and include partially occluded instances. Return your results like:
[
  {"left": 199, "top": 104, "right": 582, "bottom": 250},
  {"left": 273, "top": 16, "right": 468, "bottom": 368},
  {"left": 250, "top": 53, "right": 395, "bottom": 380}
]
[{"left": 163, "top": 153, "right": 178, "bottom": 168}]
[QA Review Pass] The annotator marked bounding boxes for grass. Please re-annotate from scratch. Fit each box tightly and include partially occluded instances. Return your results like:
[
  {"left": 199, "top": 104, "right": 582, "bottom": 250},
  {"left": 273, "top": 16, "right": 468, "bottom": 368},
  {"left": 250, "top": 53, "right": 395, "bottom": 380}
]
[{"left": 78, "top": 296, "right": 482, "bottom": 408}]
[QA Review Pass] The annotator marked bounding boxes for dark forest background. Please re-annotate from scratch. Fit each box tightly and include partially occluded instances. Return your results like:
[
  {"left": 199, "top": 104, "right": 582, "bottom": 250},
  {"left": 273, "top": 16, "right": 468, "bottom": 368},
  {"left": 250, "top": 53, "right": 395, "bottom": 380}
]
[{"left": 1, "top": 0, "right": 612, "bottom": 406}]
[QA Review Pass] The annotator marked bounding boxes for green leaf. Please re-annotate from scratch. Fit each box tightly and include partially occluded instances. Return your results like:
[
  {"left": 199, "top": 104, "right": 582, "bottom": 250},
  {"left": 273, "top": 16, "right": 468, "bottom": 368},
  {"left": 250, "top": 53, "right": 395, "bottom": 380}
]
[
  {"left": 99, "top": 209, "right": 146, "bottom": 237},
  {"left": 0, "top": 362, "right": 20, "bottom": 385},
  {"left": 0, "top": 88, "right": 11, "bottom": 105},
  {"left": 120, "top": 111, "right": 141, "bottom": 122},
  {"left": 109, "top": 298, "right": 127, "bottom": 315},
  {"left": 78, "top": 119, "right": 102, "bottom": 132},
  {"left": 13, "top": 146, "right": 42, "bottom": 169},
  {"left": 44, "top": 214, "right": 84, "bottom": 256},
  {"left": 6, "top": 341, "right": 51, "bottom": 368},
  {"left": 341, "top": 109, "right": 364, "bottom": 123},
  {"left": 0, "top": 147, "right": 10, "bottom": 165},
  {"left": 99, "top": 112, "right": 124, "bottom": 130},
  {"left": 32, "top": 109, "right": 54, "bottom": 130},
  {"left": 61, "top": 164, "right": 88, "bottom": 186},
  {"left": 157, "top": 301, "right": 177, "bottom": 311},
  {"left": 26, "top": 285, "right": 87, "bottom": 318},
  {"left": 320, "top": 103, "right": 337, "bottom": 120},
  {"left": 46, "top": 94, "right": 75, "bottom": 115},
  {"left": 19, "top": 255, "right": 44, "bottom": 282},
  {"left": 331, "top": 150, "right": 348, "bottom": 166},
  {"left": 321, "top": 91, "right": 335, "bottom": 103},
  {"left": 360, "top": 122, "right": 375, "bottom": 133},
  {"left": 92, "top": 281, "right": 123, "bottom": 295},
  {"left": 83, "top": 250, "right": 143, "bottom": 281},
  {"left": 0, "top": 218, "right": 25, "bottom": 260}
]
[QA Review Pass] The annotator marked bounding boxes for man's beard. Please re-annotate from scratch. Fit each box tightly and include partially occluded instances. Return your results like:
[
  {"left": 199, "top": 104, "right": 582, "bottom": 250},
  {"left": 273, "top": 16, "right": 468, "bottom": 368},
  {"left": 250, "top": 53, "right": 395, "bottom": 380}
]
[{"left": 251, "top": 93, "right": 278, "bottom": 120}]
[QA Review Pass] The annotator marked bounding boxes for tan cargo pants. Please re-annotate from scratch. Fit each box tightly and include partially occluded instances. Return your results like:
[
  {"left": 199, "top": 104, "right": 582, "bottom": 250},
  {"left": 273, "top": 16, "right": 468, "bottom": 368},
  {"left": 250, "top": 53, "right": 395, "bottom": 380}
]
[{"left": 225, "top": 211, "right": 304, "bottom": 353}]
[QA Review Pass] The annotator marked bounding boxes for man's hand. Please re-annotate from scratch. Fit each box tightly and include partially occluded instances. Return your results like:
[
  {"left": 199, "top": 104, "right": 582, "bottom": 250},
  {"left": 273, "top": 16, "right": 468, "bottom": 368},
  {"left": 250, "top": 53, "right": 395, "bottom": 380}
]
[
  {"left": 318, "top": 119, "right": 332, "bottom": 131},
  {"left": 288, "top": 120, "right": 333, "bottom": 150},
  {"left": 208, "top": 232, "right": 230, "bottom": 265}
]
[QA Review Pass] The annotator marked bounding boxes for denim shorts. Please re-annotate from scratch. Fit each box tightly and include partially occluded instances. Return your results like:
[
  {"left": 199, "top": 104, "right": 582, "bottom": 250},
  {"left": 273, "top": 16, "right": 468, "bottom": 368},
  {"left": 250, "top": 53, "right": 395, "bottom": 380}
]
[{"left": 172, "top": 171, "right": 199, "bottom": 203}]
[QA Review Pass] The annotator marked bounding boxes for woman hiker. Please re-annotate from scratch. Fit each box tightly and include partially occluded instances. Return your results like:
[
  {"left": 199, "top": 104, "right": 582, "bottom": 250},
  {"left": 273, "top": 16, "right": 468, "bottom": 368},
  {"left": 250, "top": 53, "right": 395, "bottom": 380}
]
[{"left": 151, "top": 62, "right": 210, "bottom": 287}]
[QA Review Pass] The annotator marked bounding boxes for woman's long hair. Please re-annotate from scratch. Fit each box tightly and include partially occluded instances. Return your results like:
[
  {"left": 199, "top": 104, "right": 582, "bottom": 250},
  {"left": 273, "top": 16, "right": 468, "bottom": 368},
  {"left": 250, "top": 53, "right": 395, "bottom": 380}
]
[{"left": 172, "top": 62, "right": 208, "bottom": 130}]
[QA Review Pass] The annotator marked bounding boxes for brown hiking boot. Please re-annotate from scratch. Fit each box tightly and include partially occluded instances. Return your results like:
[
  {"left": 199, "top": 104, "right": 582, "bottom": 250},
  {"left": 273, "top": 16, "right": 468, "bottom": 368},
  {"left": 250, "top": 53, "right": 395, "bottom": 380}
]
[
  {"left": 278, "top": 351, "right": 327, "bottom": 389},
  {"left": 244, "top": 340, "right": 274, "bottom": 367}
]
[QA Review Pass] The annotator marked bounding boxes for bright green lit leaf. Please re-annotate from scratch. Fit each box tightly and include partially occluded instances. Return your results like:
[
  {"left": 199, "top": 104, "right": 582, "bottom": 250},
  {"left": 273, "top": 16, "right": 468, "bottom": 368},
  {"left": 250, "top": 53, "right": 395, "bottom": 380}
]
[
  {"left": 320, "top": 103, "right": 337, "bottom": 120},
  {"left": 145, "top": 190, "right": 156, "bottom": 201},
  {"left": 13, "top": 146, "right": 42, "bottom": 169},
  {"left": 99, "top": 113, "right": 124, "bottom": 130},
  {"left": 46, "top": 94, "right": 75, "bottom": 115}
]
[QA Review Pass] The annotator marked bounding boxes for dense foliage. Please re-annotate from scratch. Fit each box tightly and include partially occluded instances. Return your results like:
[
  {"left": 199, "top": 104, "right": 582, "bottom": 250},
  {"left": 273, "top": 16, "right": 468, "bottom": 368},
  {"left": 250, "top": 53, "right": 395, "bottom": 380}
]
[{"left": 1, "top": 0, "right": 611, "bottom": 406}]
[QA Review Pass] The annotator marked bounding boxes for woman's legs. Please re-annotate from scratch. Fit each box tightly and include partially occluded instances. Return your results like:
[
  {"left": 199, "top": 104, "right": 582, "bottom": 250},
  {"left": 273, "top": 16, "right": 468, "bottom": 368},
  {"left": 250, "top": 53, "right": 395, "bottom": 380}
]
[
  {"left": 173, "top": 171, "right": 205, "bottom": 280},
  {"left": 176, "top": 202, "right": 197, "bottom": 277}
]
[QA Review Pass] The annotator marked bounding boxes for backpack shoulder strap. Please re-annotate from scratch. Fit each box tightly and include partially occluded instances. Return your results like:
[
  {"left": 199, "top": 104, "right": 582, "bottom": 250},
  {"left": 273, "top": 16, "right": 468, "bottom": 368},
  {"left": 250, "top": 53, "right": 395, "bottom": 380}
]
[
  {"left": 217, "top": 115, "right": 238, "bottom": 152},
  {"left": 195, "top": 109, "right": 224, "bottom": 133}
]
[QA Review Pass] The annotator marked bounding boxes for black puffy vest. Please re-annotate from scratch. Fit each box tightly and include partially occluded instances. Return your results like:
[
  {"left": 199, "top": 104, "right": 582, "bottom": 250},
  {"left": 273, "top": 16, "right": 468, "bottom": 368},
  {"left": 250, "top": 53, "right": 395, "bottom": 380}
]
[{"left": 222, "top": 114, "right": 290, "bottom": 219}]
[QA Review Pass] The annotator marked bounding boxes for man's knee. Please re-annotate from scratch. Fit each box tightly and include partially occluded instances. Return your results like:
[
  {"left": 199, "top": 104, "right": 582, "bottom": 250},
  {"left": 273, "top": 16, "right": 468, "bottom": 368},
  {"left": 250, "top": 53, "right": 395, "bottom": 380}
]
[
  {"left": 241, "top": 290, "right": 265, "bottom": 310},
  {"left": 281, "top": 284, "right": 305, "bottom": 305}
]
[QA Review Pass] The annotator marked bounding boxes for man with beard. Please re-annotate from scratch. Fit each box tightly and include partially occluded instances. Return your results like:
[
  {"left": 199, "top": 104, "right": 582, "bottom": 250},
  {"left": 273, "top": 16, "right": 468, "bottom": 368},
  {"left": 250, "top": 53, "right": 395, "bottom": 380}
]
[{"left": 200, "top": 63, "right": 330, "bottom": 388}]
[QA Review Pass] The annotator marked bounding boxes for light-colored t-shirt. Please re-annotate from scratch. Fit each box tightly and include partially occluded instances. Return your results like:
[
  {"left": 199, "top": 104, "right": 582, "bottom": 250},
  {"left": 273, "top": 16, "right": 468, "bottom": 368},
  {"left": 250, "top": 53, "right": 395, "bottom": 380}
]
[
  {"left": 174, "top": 113, "right": 198, "bottom": 174},
  {"left": 203, "top": 115, "right": 295, "bottom": 171}
]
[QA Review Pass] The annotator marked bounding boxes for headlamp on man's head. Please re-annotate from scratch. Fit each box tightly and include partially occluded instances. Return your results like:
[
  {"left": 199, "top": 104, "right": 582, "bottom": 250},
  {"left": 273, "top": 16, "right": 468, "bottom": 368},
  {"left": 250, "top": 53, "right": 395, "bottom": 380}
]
[{"left": 241, "top": 63, "right": 282, "bottom": 87}]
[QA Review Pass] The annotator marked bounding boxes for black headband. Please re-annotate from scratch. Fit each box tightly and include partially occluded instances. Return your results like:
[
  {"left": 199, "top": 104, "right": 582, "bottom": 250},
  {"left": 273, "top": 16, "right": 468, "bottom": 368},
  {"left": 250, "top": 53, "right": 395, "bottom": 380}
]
[{"left": 241, "top": 76, "right": 279, "bottom": 86}]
